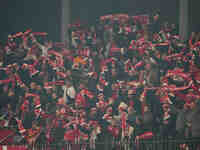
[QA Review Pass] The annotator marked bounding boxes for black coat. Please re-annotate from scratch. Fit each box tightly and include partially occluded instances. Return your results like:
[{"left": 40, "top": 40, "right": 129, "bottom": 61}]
[{"left": 160, "top": 111, "right": 177, "bottom": 137}]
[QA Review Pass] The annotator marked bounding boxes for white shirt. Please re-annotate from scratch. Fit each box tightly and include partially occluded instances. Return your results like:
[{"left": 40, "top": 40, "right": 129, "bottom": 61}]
[
  {"left": 67, "top": 86, "right": 76, "bottom": 99},
  {"left": 40, "top": 45, "right": 48, "bottom": 57},
  {"left": 62, "top": 85, "right": 76, "bottom": 103}
]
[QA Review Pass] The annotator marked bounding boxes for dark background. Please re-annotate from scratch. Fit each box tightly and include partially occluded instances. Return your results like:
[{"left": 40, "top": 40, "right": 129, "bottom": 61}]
[
  {"left": 72, "top": 0, "right": 179, "bottom": 23},
  {"left": 189, "top": 0, "right": 200, "bottom": 33},
  {"left": 0, "top": 0, "right": 62, "bottom": 41},
  {"left": 0, "top": 0, "right": 199, "bottom": 42}
]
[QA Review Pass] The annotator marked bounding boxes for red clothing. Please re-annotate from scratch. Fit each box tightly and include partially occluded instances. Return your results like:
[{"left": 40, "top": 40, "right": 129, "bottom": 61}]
[{"left": 108, "top": 125, "right": 119, "bottom": 138}]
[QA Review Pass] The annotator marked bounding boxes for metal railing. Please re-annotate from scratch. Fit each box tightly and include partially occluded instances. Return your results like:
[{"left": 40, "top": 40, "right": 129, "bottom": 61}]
[
  {"left": 0, "top": 136, "right": 200, "bottom": 150},
  {"left": 137, "top": 137, "right": 200, "bottom": 150}
]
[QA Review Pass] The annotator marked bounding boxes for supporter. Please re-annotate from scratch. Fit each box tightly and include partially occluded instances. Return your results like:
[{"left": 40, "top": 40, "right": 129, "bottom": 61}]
[
  {"left": 62, "top": 80, "right": 76, "bottom": 105},
  {"left": 176, "top": 99, "right": 191, "bottom": 139},
  {"left": 0, "top": 12, "right": 200, "bottom": 150},
  {"left": 150, "top": 10, "right": 161, "bottom": 34},
  {"left": 159, "top": 101, "right": 177, "bottom": 137}
]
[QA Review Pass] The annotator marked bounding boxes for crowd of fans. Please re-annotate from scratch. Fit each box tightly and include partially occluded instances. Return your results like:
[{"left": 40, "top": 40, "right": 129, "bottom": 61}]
[{"left": 0, "top": 11, "right": 200, "bottom": 150}]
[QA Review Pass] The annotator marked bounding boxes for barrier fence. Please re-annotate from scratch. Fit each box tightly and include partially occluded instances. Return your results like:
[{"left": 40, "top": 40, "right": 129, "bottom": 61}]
[{"left": 0, "top": 137, "right": 200, "bottom": 150}]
